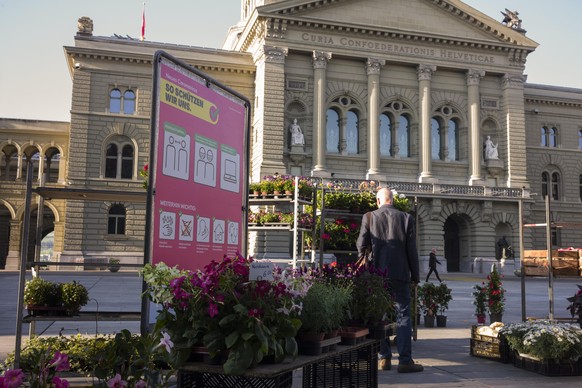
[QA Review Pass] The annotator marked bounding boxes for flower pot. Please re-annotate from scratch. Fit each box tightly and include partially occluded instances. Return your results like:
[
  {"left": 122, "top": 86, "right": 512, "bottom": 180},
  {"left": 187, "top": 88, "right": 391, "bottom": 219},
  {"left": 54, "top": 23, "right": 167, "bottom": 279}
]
[
  {"left": 436, "top": 315, "right": 447, "bottom": 327},
  {"left": 489, "top": 312, "right": 503, "bottom": 324},
  {"left": 424, "top": 314, "right": 435, "bottom": 328},
  {"left": 324, "top": 329, "right": 339, "bottom": 339},
  {"left": 476, "top": 314, "right": 486, "bottom": 325},
  {"left": 108, "top": 265, "right": 120, "bottom": 273},
  {"left": 298, "top": 332, "right": 325, "bottom": 342},
  {"left": 284, "top": 190, "right": 293, "bottom": 197}
]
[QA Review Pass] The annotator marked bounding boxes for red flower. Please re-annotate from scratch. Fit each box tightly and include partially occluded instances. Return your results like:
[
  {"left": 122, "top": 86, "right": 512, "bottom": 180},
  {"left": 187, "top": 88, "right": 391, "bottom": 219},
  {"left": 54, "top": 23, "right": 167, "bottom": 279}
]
[{"left": 143, "top": 164, "right": 148, "bottom": 171}]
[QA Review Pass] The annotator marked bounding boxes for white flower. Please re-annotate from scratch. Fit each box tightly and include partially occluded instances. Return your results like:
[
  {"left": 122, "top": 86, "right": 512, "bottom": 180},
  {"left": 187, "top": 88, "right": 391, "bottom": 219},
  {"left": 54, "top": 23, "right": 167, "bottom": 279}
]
[{"left": 159, "top": 331, "right": 174, "bottom": 353}]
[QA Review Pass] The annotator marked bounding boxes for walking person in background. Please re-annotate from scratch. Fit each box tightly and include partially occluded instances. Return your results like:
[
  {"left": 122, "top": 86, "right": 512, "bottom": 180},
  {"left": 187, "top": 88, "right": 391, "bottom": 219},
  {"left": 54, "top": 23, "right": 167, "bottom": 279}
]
[
  {"left": 357, "top": 187, "right": 424, "bottom": 373},
  {"left": 425, "top": 247, "right": 442, "bottom": 283}
]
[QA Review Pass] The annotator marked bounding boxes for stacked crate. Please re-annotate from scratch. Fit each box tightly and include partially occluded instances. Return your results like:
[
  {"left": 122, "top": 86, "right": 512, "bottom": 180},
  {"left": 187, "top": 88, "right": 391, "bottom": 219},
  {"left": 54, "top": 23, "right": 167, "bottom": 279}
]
[{"left": 523, "top": 250, "right": 581, "bottom": 277}]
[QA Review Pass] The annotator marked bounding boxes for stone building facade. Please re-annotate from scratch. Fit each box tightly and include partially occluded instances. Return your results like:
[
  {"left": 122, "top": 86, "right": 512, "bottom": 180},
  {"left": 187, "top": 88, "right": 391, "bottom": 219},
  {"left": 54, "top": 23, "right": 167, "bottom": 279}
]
[{"left": 1, "top": 0, "right": 582, "bottom": 273}]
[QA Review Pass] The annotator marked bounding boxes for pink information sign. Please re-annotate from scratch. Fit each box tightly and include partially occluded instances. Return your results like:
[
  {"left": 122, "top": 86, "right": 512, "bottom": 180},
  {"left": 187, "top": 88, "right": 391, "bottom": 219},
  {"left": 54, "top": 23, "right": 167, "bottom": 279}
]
[{"left": 147, "top": 52, "right": 249, "bottom": 271}]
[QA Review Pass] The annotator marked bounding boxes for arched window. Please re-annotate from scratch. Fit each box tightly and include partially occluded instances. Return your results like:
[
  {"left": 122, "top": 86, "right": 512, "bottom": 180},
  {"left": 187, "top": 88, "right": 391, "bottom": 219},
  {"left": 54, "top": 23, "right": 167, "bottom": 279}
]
[
  {"left": 104, "top": 137, "right": 134, "bottom": 179},
  {"left": 108, "top": 204, "right": 126, "bottom": 235},
  {"left": 326, "top": 108, "right": 340, "bottom": 153},
  {"left": 431, "top": 118, "right": 441, "bottom": 160},
  {"left": 346, "top": 110, "right": 359, "bottom": 154},
  {"left": 109, "top": 88, "right": 136, "bottom": 114},
  {"left": 327, "top": 96, "right": 364, "bottom": 155},
  {"left": 44, "top": 148, "right": 61, "bottom": 183},
  {"left": 1, "top": 145, "right": 18, "bottom": 181},
  {"left": 105, "top": 144, "right": 118, "bottom": 178},
  {"left": 109, "top": 89, "right": 122, "bottom": 113},
  {"left": 541, "top": 126, "right": 558, "bottom": 147},
  {"left": 551, "top": 172, "right": 560, "bottom": 200},
  {"left": 379, "top": 114, "right": 392, "bottom": 156},
  {"left": 448, "top": 119, "right": 459, "bottom": 161},
  {"left": 123, "top": 90, "right": 136, "bottom": 114},
  {"left": 541, "top": 172, "right": 549, "bottom": 198},
  {"left": 121, "top": 145, "right": 134, "bottom": 179},
  {"left": 398, "top": 115, "right": 410, "bottom": 158}
]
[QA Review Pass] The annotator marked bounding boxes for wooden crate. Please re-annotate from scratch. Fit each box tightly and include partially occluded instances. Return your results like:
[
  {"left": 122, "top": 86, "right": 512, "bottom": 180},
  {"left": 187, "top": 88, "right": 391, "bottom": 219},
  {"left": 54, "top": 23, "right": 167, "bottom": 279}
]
[
  {"left": 524, "top": 266, "right": 549, "bottom": 276},
  {"left": 469, "top": 326, "right": 512, "bottom": 363}
]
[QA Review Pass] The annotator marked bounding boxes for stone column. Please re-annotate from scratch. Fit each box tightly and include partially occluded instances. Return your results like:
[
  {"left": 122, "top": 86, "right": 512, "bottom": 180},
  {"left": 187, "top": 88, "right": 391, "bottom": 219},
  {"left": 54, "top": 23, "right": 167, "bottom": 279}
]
[
  {"left": 339, "top": 117, "right": 348, "bottom": 155},
  {"left": 16, "top": 153, "right": 23, "bottom": 180},
  {"left": 366, "top": 58, "right": 385, "bottom": 180},
  {"left": 37, "top": 152, "right": 45, "bottom": 183},
  {"left": 311, "top": 51, "right": 332, "bottom": 178},
  {"left": 502, "top": 73, "right": 528, "bottom": 188},
  {"left": 4, "top": 220, "right": 22, "bottom": 270},
  {"left": 250, "top": 45, "right": 288, "bottom": 180},
  {"left": 417, "top": 64, "right": 436, "bottom": 183},
  {"left": 467, "top": 69, "right": 485, "bottom": 185}
]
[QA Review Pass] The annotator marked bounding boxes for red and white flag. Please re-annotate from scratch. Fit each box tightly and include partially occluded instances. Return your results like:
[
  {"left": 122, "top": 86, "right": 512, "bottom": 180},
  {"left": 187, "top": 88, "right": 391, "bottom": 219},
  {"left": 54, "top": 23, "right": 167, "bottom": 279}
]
[{"left": 140, "top": 3, "right": 146, "bottom": 41}]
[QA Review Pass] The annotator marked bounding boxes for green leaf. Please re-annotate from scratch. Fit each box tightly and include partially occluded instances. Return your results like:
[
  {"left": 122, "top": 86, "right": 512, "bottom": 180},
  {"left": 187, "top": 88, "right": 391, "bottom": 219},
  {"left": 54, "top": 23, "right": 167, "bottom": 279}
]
[
  {"left": 285, "top": 337, "right": 298, "bottom": 358},
  {"left": 223, "top": 343, "right": 254, "bottom": 375},
  {"left": 225, "top": 331, "right": 240, "bottom": 349}
]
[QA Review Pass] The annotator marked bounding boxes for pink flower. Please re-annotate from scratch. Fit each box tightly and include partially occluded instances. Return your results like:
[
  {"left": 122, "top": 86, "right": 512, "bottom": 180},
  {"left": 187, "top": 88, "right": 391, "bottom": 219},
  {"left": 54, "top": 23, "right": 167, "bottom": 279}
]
[
  {"left": 50, "top": 351, "right": 71, "bottom": 372},
  {"left": 208, "top": 302, "right": 219, "bottom": 318},
  {"left": 321, "top": 233, "right": 331, "bottom": 240},
  {"left": 135, "top": 381, "right": 147, "bottom": 388},
  {"left": 52, "top": 376, "right": 70, "bottom": 388},
  {"left": 107, "top": 374, "right": 128, "bottom": 388},
  {"left": 1, "top": 369, "right": 24, "bottom": 388}
]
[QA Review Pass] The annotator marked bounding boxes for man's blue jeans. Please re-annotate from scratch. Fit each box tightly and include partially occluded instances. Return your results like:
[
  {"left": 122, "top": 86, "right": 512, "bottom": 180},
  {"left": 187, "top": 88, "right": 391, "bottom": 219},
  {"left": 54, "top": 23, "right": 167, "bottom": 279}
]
[{"left": 379, "top": 280, "right": 412, "bottom": 365}]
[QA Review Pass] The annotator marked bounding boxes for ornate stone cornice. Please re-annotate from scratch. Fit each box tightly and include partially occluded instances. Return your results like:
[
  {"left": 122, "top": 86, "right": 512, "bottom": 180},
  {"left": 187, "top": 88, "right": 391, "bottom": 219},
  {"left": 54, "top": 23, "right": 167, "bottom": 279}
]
[
  {"left": 262, "top": 45, "right": 288, "bottom": 64},
  {"left": 502, "top": 73, "right": 526, "bottom": 88},
  {"left": 417, "top": 64, "right": 437, "bottom": 81},
  {"left": 466, "top": 69, "right": 485, "bottom": 86},
  {"left": 313, "top": 51, "right": 332, "bottom": 69},
  {"left": 261, "top": 0, "right": 537, "bottom": 51},
  {"left": 366, "top": 58, "right": 385, "bottom": 76}
]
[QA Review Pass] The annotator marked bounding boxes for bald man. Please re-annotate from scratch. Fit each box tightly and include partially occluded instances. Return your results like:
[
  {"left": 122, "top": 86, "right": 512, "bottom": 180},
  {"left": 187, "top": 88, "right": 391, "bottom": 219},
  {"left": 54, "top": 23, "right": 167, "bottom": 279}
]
[{"left": 356, "top": 187, "right": 423, "bottom": 373}]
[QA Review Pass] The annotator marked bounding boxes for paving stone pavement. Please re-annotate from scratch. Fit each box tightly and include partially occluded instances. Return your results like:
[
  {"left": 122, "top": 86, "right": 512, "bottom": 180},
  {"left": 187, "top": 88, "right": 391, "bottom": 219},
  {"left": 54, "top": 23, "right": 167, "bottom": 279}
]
[{"left": 1, "top": 270, "right": 581, "bottom": 386}]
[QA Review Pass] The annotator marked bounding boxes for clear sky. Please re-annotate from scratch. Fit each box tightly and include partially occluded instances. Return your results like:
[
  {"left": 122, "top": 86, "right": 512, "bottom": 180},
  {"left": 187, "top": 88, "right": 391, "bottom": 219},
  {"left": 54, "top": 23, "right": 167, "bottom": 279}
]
[{"left": 0, "top": 0, "right": 580, "bottom": 122}]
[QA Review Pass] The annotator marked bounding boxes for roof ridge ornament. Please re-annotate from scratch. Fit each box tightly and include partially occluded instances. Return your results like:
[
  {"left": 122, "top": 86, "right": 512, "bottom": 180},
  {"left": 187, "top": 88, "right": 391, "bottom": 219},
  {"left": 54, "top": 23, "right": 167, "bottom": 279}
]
[{"left": 500, "top": 9, "right": 526, "bottom": 34}]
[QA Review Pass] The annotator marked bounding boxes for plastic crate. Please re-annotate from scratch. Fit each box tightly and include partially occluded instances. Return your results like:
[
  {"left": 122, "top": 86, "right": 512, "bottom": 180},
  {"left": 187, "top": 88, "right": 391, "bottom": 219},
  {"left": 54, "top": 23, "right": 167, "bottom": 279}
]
[
  {"left": 513, "top": 353, "right": 582, "bottom": 376},
  {"left": 302, "top": 341, "right": 379, "bottom": 388},
  {"left": 177, "top": 370, "right": 293, "bottom": 388}
]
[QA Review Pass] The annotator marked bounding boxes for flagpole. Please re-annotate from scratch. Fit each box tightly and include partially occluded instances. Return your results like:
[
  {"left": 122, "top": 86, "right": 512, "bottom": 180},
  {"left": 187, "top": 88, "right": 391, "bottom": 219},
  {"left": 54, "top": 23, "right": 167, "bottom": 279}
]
[{"left": 140, "top": 2, "right": 146, "bottom": 41}]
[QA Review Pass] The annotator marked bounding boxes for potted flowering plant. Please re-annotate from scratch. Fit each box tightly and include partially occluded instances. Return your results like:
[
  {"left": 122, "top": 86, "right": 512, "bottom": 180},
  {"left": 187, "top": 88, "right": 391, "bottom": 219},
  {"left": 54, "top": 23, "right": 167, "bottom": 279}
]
[
  {"left": 485, "top": 266, "right": 505, "bottom": 323},
  {"left": 419, "top": 282, "right": 438, "bottom": 327},
  {"left": 472, "top": 284, "right": 487, "bottom": 324},
  {"left": 500, "top": 320, "right": 582, "bottom": 361},
  {"left": 434, "top": 283, "right": 453, "bottom": 327},
  {"left": 140, "top": 164, "right": 148, "bottom": 189},
  {"left": 144, "top": 255, "right": 302, "bottom": 375}
]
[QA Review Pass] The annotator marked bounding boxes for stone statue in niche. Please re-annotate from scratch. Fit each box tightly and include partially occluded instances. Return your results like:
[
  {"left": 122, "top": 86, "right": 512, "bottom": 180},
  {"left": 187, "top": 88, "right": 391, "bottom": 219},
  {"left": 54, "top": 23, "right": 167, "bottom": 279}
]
[
  {"left": 484, "top": 136, "right": 499, "bottom": 160},
  {"left": 289, "top": 119, "right": 304, "bottom": 146}
]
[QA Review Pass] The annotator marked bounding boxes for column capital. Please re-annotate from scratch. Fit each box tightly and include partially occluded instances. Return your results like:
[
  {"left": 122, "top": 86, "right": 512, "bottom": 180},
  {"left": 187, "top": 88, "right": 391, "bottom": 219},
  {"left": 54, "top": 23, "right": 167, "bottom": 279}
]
[
  {"left": 417, "top": 64, "right": 436, "bottom": 81},
  {"left": 260, "top": 45, "right": 288, "bottom": 64},
  {"left": 313, "top": 51, "right": 332, "bottom": 69},
  {"left": 502, "top": 73, "right": 527, "bottom": 88},
  {"left": 466, "top": 69, "right": 485, "bottom": 86},
  {"left": 366, "top": 58, "right": 385, "bottom": 76}
]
